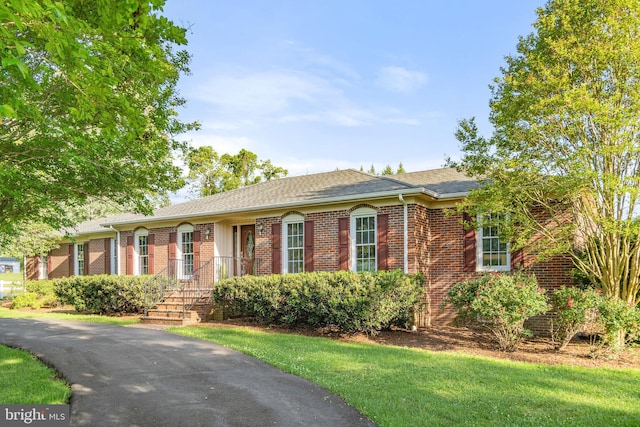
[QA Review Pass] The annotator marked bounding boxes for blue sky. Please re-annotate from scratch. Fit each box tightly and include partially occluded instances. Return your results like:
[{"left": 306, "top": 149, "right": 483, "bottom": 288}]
[{"left": 162, "top": 1, "right": 544, "bottom": 179}]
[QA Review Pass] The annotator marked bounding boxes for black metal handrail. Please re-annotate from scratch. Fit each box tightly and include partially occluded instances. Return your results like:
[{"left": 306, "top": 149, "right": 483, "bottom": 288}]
[{"left": 143, "top": 256, "right": 263, "bottom": 318}]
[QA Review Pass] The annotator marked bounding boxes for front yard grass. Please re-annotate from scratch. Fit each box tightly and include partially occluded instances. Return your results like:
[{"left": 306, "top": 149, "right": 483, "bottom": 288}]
[
  {"left": 170, "top": 326, "right": 640, "bottom": 427},
  {"left": 0, "top": 307, "right": 140, "bottom": 325},
  {"left": 0, "top": 272, "right": 22, "bottom": 283},
  {"left": 0, "top": 345, "right": 71, "bottom": 404}
]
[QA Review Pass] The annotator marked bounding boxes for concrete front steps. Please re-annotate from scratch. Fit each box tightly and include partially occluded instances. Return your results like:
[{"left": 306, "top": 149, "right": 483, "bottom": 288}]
[{"left": 140, "top": 290, "right": 214, "bottom": 326}]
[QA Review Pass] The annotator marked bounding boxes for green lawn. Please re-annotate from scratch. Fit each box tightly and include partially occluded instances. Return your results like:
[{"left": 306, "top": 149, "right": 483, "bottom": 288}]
[
  {"left": 2, "top": 308, "right": 638, "bottom": 425},
  {"left": 170, "top": 326, "right": 640, "bottom": 427},
  {"left": 0, "top": 272, "right": 22, "bottom": 283},
  {"left": 0, "top": 307, "right": 140, "bottom": 325},
  {"left": 0, "top": 345, "right": 71, "bottom": 404}
]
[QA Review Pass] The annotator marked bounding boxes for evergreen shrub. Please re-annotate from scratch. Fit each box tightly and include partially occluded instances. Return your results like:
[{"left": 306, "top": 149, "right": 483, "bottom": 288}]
[{"left": 212, "top": 270, "right": 424, "bottom": 334}]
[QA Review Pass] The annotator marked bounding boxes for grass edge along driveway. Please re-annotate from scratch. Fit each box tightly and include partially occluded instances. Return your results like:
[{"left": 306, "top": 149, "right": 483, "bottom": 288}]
[
  {"left": 0, "top": 308, "right": 136, "bottom": 405},
  {"left": 170, "top": 326, "right": 640, "bottom": 427},
  {"left": 0, "top": 345, "right": 71, "bottom": 404}
]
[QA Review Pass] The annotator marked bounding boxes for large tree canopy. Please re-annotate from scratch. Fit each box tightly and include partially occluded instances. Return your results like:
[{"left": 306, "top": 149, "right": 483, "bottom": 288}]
[
  {"left": 0, "top": 0, "right": 196, "bottom": 239},
  {"left": 450, "top": 0, "right": 640, "bottom": 305},
  {"left": 185, "top": 147, "right": 288, "bottom": 197}
]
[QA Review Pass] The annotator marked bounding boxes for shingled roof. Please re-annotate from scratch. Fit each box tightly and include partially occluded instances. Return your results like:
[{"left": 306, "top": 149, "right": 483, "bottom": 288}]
[{"left": 68, "top": 167, "right": 477, "bottom": 234}]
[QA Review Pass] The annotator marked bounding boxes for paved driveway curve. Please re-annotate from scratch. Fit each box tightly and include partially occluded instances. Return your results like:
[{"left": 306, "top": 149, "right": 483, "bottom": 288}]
[{"left": 0, "top": 319, "right": 375, "bottom": 427}]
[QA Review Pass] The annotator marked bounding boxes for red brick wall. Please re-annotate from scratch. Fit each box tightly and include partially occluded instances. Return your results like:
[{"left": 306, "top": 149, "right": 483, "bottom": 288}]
[
  {"left": 25, "top": 257, "right": 37, "bottom": 281},
  {"left": 119, "top": 223, "right": 215, "bottom": 276},
  {"left": 87, "top": 239, "right": 108, "bottom": 276},
  {"left": 29, "top": 203, "right": 574, "bottom": 334},
  {"left": 409, "top": 205, "right": 431, "bottom": 326},
  {"left": 255, "top": 205, "right": 406, "bottom": 275},
  {"left": 428, "top": 209, "right": 476, "bottom": 325},
  {"left": 48, "top": 244, "right": 72, "bottom": 279},
  {"left": 426, "top": 208, "right": 574, "bottom": 332}
]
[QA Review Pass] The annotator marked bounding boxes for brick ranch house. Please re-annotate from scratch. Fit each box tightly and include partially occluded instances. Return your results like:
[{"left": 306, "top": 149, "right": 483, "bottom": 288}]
[{"left": 27, "top": 167, "right": 573, "bottom": 327}]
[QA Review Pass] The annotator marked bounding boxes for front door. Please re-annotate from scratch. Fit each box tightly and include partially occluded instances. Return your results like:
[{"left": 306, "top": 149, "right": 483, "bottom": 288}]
[{"left": 240, "top": 225, "right": 256, "bottom": 275}]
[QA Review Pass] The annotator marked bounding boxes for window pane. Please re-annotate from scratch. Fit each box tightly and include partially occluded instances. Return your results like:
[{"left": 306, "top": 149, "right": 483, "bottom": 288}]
[
  {"left": 355, "top": 216, "right": 376, "bottom": 272},
  {"left": 138, "top": 235, "right": 149, "bottom": 275},
  {"left": 77, "top": 244, "right": 84, "bottom": 276},
  {"left": 182, "top": 231, "right": 194, "bottom": 275},
  {"left": 286, "top": 221, "right": 304, "bottom": 273},
  {"left": 480, "top": 213, "right": 509, "bottom": 268}
]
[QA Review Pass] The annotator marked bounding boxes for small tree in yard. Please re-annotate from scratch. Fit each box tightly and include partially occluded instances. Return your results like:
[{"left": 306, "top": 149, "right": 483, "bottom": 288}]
[
  {"left": 445, "top": 272, "right": 548, "bottom": 352},
  {"left": 449, "top": 0, "right": 640, "bottom": 349},
  {"left": 2, "top": 222, "right": 60, "bottom": 288}
]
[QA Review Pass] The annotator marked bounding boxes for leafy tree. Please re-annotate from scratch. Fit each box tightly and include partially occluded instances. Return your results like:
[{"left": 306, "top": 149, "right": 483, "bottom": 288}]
[
  {"left": 381, "top": 165, "right": 394, "bottom": 175},
  {"left": 449, "top": 0, "right": 640, "bottom": 311},
  {"left": 185, "top": 147, "right": 288, "bottom": 197},
  {"left": 0, "top": 0, "right": 196, "bottom": 240},
  {"left": 360, "top": 163, "right": 407, "bottom": 175},
  {"left": 2, "top": 222, "right": 60, "bottom": 286}
]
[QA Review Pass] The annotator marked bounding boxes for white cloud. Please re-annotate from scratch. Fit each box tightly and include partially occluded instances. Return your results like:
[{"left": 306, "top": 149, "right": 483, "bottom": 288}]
[
  {"left": 189, "top": 70, "right": 342, "bottom": 117},
  {"left": 282, "top": 40, "right": 360, "bottom": 81},
  {"left": 278, "top": 107, "right": 373, "bottom": 127},
  {"left": 376, "top": 66, "right": 428, "bottom": 93}
]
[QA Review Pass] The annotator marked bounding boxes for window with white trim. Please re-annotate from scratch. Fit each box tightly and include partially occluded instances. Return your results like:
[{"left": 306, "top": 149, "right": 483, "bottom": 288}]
[
  {"left": 282, "top": 214, "right": 304, "bottom": 274},
  {"left": 75, "top": 243, "right": 85, "bottom": 276},
  {"left": 39, "top": 254, "right": 48, "bottom": 280},
  {"left": 477, "top": 213, "right": 510, "bottom": 271},
  {"left": 134, "top": 229, "right": 149, "bottom": 275},
  {"left": 350, "top": 208, "right": 377, "bottom": 272},
  {"left": 178, "top": 224, "right": 194, "bottom": 276},
  {"left": 110, "top": 238, "right": 117, "bottom": 275}
]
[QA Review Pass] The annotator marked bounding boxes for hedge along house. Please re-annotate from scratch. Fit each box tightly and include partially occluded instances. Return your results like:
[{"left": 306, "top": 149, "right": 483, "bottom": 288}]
[{"left": 27, "top": 167, "right": 574, "bottom": 327}]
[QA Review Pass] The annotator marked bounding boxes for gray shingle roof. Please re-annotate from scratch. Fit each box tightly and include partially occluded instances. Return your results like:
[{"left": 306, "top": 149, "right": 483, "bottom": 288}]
[
  {"left": 71, "top": 167, "right": 477, "bottom": 234},
  {"left": 392, "top": 168, "right": 481, "bottom": 195},
  {"left": 66, "top": 213, "right": 144, "bottom": 235}
]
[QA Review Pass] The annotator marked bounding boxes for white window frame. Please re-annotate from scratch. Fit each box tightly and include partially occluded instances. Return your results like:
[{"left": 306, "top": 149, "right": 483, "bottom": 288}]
[
  {"left": 350, "top": 207, "right": 377, "bottom": 272},
  {"left": 177, "top": 224, "right": 194, "bottom": 278},
  {"left": 74, "top": 243, "right": 85, "bottom": 276},
  {"left": 476, "top": 213, "right": 511, "bottom": 272},
  {"left": 110, "top": 238, "right": 117, "bottom": 275},
  {"left": 39, "top": 254, "right": 48, "bottom": 280},
  {"left": 134, "top": 228, "right": 149, "bottom": 276},
  {"left": 282, "top": 214, "right": 304, "bottom": 274}
]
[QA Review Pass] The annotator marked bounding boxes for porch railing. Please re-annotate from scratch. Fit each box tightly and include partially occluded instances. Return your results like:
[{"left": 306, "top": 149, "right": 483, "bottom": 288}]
[{"left": 143, "top": 256, "right": 263, "bottom": 318}]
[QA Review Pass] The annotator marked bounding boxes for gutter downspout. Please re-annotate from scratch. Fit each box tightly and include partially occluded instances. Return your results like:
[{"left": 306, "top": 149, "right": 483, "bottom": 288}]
[
  {"left": 398, "top": 194, "right": 408, "bottom": 274},
  {"left": 109, "top": 226, "right": 120, "bottom": 275}
]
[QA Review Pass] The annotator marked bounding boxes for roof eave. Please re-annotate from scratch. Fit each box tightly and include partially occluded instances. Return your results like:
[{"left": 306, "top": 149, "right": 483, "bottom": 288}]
[
  {"left": 101, "top": 188, "right": 426, "bottom": 228},
  {"left": 98, "top": 188, "right": 471, "bottom": 230}
]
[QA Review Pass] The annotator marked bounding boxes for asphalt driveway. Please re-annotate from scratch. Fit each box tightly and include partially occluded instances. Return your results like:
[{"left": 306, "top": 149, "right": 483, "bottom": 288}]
[{"left": 0, "top": 319, "right": 375, "bottom": 427}]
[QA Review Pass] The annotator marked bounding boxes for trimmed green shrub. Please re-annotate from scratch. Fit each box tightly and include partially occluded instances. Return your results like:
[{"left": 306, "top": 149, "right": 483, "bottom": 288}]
[
  {"left": 549, "top": 286, "right": 599, "bottom": 351},
  {"left": 444, "top": 272, "right": 548, "bottom": 351},
  {"left": 8, "top": 280, "right": 61, "bottom": 309},
  {"left": 11, "top": 292, "right": 44, "bottom": 309},
  {"left": 53, "top": 275, "right": 158, "bottom": 314},
  {"left": 591, "top": 296, "right": 640, "bottom": 356},
  {"left": 442, "top": 275, "right": 486, "bottom": 326},
  {"left": 212, "top": 270, "right": 424, "bottom": 334}
]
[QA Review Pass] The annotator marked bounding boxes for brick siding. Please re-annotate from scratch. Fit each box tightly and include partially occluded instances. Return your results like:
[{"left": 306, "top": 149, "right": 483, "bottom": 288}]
[{"left": 30, "top": 202, "right": 574, "bottom": 331}]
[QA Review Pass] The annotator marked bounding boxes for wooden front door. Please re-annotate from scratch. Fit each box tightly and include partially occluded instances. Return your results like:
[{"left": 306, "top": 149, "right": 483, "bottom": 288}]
[{"left": 240, "top": 225, "right": 256, "bottom": 275}]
